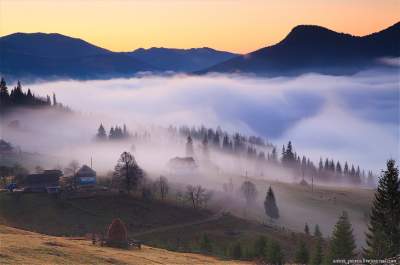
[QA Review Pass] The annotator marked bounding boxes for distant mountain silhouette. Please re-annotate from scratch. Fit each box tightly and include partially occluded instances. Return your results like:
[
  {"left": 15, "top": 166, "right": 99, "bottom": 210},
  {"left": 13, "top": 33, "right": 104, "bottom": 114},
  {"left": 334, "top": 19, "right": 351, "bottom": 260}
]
[
  {"left": 202, "top": 22, "right": 400, "bottom": 75},
  {"left": 0, "top": 33, "right": 155, "bottom": 80},
  {"left": 126, "top": 47, "right": 237, "bottom": 72},
  {"left": 1, "top": 22, "right": 398, "bottom": 80}
]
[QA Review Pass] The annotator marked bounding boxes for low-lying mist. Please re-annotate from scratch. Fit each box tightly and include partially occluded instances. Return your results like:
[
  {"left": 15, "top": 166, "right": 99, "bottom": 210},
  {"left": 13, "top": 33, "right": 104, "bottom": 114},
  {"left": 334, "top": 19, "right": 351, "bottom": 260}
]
[
  {"left": 2, "top": 70, "right": 398, "bottom": 247},
  {"left": 3, "top": 70, "right": 398, "bottom": 173}
]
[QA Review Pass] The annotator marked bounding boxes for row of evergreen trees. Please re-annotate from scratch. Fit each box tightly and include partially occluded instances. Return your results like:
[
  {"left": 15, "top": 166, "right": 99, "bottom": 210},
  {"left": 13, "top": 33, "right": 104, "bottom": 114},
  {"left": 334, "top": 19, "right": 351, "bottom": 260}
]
[
  {"left": 182, "top": 127, "right": 374, "bottom": 186},
  {"left": 96, "top": 124, "right": 131, "bottom": 140},
  {"left": 281, "top": 141, "right": 375, "bottom": 186},
  {"left": 0, "top": 77, "right": 68, "bottom": 112}
]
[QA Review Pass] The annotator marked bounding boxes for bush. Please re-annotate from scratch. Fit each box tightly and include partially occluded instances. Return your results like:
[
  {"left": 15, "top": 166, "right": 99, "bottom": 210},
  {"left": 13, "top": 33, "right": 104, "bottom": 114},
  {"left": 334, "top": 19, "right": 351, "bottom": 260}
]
[{"left": 106, "top": 218, "right": 128, "bottom": 248}]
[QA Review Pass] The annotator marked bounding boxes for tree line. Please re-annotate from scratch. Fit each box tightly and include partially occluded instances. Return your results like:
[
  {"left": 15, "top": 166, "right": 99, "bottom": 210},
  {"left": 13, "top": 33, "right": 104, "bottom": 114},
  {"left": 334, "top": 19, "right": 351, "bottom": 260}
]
[
  {"left": 181, "top": 125, "right": 375, "bottom": 187},
  {"left": 0, "top": 77, "right": 69, "bottom": 113},
  {"left": 96, "top": 123, "right": 131, "bottom": 140}
]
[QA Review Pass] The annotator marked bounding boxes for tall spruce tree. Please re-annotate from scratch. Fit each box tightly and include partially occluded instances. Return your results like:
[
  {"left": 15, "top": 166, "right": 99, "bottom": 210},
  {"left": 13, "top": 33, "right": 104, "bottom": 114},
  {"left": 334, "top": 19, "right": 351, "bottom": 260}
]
[
  {"left": 294, "top": 239, "right": 309, "bottom": 264},
  {"left": 304, "top": 223, "right": 310, "bottom": 235},
  {"left": 310, "top": 237, "right": 323, "bottom": 265},
  {"left": 329, "top": 211, "right": 356, "bottom": 261},
  {"left": 264, "top": 186, "right": 280, "bottom": 220},
  {"left": 364, "top": 159, "right": 400, "bottom": 259},
  {"left": 97, "top": 124, "right": 107, "bottom": 139},
  {"left": 186, "top": 135, "right": 194, "bottom": 157},
  {"left": 0, "top": 77, "right": 9, "bottom": 106},
  {"left": 314, "top": 224, "right": 322, "bottom": 237},
  {"left": 266, "top": 240, "right": 284, "bottom": 265},
  {"left": 253, "top": 236, "right": 267, "bottom": 258}
]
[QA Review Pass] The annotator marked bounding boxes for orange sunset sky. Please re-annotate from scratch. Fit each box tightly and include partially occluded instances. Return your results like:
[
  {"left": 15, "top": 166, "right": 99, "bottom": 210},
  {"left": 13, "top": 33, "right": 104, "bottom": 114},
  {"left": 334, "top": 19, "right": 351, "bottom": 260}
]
[{"left": 0, "top": 0, "right": 399, "bottom": 54}]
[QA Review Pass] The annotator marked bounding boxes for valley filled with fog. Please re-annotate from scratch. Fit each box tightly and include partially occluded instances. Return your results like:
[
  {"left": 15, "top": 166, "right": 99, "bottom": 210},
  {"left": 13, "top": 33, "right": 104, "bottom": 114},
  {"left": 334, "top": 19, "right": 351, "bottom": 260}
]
[
  {"left": 1, "top": 70, "right": 398, "bottom": 247},
  {"left": 2, "top": 71, "right": 398, "bottom": 172}
]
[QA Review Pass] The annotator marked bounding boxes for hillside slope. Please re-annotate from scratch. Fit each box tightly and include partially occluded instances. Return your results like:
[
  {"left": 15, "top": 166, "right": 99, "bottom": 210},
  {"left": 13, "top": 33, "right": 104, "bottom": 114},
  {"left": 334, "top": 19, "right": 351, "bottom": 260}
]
[
  {"left": 203, "top": 22, "right": 400, "bottom": 75},
  {"left": 0, "top": 225, "right": 248, "bottom": 265}
]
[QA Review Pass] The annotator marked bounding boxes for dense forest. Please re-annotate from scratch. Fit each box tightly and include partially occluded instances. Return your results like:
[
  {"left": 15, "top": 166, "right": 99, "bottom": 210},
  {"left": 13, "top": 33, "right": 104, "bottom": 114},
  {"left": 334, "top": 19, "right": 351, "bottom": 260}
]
[{"left": 0, "top": 77, "right": 69, "bottom": 113}]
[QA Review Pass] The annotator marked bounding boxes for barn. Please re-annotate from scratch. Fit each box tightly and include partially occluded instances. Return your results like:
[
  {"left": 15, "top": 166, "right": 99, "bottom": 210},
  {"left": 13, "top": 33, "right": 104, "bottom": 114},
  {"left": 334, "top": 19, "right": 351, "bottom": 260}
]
[{"left": 24, "top": 170, "right": 63, "bottom": 192}]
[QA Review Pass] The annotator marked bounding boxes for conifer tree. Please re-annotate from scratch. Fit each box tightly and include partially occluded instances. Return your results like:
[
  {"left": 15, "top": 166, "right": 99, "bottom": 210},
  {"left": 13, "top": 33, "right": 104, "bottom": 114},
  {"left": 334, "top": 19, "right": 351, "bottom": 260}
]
[
  {"left": 367, "top": 171, "right": 375, "bottom": 187},
  {"left": 264, "top": 186, "right": 279, "bottom": 220},
  {"left": 97, "top": 124, "right": 107, "bottom": 139},
  {"left": 364, "top": 159, "right": 400, "bottom": 259},
  {"left": 344, "top": 162, "right": 349, "bottom": 176},
  {"left": 319, "top": 158, "right": 324, "bottom": 176},
  {"left": 329, "top": 211, "right": 356, "bottom": 261},
  {"left": 310, "top": 237, "right": 323, "bottom": 265},
  {"left": 213, "top": 131, "right": 220, "bottom": 148},
  {"left": 294, "top": 239, "right": 309, "bottom": 264},
  {"left": 202, "top": 135, "right": 209, "bottom": 159},
  {"left": 0, "top": 77, "right": 9, "bottom": 106},
  {"left": 336, "top": 162, "right": 342, "bottom": 177},
  {"left": 271, "top": 147, "right": 277, "bottom": 162},
  {"left": 324, "top": 158, "right": 329, "bottom": 171},
  {"left": 253, "top": 236, "right": 267, "bottom": 258},
  {"left": 222, "top": 135, "right": 231, "bottom": 152},
  {"left": 266, "top": 240, "right": 284, "bottom": 265},
  {"left": 52, "top": 92, "right": 57, "bottom": 106},
  {"left": 186, "top": 135, "right": 194, "bottom": 157},
  {"left": 304, "top": 223, "right": 310, "bottom": 235},
  {"left": 109, "top": 127, "right": 115, "bottom": 139},
  {"left": 314, "top": 224, "right": 322, "bottom": 238}
]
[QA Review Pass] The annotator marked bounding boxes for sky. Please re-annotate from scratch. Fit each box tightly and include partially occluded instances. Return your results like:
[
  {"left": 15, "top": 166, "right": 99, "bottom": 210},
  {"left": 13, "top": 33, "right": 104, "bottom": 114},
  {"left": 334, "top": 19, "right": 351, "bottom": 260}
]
[{"left": 1, "top": 0, "right": 399, "bottom": 54}]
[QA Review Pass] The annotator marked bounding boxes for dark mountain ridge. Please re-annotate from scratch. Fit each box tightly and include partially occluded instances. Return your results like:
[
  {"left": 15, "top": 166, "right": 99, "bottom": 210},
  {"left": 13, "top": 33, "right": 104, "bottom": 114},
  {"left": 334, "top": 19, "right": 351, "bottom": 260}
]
[
  {"left": 203, "top": 22, "right": 400, "bottom": 75},
  {"left": 0, "top": 32, "right": 154, "bottom": 80},
  {"left": 0, "top": 22, "right": 398, "bottom": 80}
]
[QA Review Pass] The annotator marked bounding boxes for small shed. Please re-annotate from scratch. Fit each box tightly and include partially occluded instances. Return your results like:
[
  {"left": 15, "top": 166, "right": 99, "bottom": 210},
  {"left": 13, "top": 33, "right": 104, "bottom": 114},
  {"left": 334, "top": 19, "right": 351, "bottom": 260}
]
[{"left": 76, "top": 165, "right": 97, "bottom": 187}]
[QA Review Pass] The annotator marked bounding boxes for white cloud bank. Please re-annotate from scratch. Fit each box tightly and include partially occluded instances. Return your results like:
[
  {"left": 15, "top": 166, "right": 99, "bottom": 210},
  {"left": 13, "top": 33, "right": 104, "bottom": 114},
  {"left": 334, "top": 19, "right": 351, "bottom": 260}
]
[{"left": 12, "top": 71, "right": 400, "bottom": 172}]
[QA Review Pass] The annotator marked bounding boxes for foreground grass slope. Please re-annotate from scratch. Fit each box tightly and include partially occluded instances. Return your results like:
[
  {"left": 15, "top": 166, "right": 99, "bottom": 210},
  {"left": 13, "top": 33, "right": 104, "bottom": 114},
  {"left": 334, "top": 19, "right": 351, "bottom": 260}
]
[
  {"left": 0, "top": 225, "right": 249, "bottom": 265},
  {"left": 0, "top": 192, "right": 318, "bottom": 261}
]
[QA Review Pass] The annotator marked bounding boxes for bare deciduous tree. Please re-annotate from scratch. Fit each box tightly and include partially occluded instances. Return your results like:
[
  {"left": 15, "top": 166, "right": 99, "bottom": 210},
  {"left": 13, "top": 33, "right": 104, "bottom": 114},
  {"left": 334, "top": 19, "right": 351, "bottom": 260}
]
[
  {"left": 113, "top": 151, "right": 144, "bottom": 194},
  {"left": 185, "top": 185, "right": 208, "bottom": 209}
]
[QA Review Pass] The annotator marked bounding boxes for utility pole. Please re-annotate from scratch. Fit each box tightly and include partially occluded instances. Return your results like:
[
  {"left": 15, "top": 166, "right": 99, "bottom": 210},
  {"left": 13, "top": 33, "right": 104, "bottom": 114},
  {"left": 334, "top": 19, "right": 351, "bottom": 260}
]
[{"left": 311, "top": 175, "right": 314, "bottom": 193}]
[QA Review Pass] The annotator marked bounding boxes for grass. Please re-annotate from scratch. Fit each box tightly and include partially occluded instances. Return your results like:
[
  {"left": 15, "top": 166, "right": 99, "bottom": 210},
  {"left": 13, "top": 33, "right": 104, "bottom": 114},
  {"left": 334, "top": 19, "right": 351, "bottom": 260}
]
[
  {"left": 0, "top": 191, "right": 320, "bottom": 261},
  {"left": 0, "top": 192, "right": 211, "bottom": 236},
  {"left": 219, "top": 177, "right": 374, "bottom": 247},
  {"left": 0, "top": 225, "right": 249, "bottom": 265}
]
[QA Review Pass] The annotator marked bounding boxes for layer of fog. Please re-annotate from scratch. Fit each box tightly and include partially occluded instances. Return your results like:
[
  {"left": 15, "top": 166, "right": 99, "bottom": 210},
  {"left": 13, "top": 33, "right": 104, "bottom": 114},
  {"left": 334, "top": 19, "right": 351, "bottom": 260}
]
[
  {"left": 6, "top": 70, "right": 399, "bottom": 172},
  {"left": 2, "top": 70, "right": 398, "bottom": 247}
]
